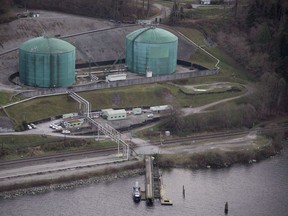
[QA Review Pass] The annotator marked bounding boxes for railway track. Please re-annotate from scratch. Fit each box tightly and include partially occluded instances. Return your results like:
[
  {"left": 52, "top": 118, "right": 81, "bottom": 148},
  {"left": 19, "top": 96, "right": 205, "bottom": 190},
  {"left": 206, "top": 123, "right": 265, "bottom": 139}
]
[
  {"left": 0, "top": 147, "right": 119, "bottom": 167},
  {"left": 151, "top": 130, "right": 250, "bottom": 146},
  {"left": 151, "top": 125, "right": 288, "bottom": 146},
  {"left": 1, "top": 125, "right": 287, "bottom": 168}
]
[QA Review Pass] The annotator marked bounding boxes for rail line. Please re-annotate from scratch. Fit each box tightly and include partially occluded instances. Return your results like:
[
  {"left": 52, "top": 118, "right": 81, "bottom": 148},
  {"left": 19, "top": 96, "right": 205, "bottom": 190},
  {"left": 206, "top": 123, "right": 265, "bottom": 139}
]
[
  {"left": 151, "top": 130, "right": 249, "bottom": 146},
  {"left": 1, "top": 125, "right": 288, "bottom": 170},
  {"left": 0, "top": 147, "right": 118, "bottom": 167},
  {"left": 151, "top": 125, "right": 288, "bottom": 146}
]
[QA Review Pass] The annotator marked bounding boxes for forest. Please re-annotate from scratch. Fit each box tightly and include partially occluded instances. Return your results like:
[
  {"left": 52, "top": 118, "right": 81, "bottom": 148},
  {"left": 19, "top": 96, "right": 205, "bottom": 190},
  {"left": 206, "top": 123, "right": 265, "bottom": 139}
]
[{"left": 1, "top": 0, "right": 154, "bottom": 20}]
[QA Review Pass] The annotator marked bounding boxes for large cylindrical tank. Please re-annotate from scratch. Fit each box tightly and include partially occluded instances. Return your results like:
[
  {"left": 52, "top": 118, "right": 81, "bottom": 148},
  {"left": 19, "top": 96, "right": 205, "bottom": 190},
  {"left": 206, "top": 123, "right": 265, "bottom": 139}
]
[
  {"left": 19, "top": 36, "right": 75, "bottom": 88},
  {"left": 126, "top": 27, "right": 178, "bottom": 76}
]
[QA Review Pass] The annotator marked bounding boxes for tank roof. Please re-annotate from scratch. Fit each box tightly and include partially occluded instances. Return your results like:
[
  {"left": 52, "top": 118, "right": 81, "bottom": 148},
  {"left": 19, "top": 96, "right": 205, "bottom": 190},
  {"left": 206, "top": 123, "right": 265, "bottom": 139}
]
[
  {"left": 19, "top": 36, "right": 75, "bottom": 54},
  {"left": 126, "top": 27, "right": 178, "bottom": 44}
]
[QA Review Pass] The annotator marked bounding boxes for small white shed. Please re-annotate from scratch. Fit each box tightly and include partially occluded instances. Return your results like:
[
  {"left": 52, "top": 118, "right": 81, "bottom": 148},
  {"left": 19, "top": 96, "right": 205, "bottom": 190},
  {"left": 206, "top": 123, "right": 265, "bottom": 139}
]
[
  {"left": 200, "top": 0, "right": 211, "bottom": 5},
  {"left": 132, "top": 108, "right": 142, "bottom": 115},
  {"left": 102, "top": 109, "right": 127, "bottom": 120}
]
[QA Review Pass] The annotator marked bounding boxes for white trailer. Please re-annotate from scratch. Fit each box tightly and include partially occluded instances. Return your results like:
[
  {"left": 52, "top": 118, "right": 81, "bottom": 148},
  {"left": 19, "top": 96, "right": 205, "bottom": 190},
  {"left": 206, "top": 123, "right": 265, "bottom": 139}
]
[
  {"left": 106, "top": 73, "right": 127, "bottom": 82},
  {"left": 150, "top": 105, "right": 172, "bottom": 112}
]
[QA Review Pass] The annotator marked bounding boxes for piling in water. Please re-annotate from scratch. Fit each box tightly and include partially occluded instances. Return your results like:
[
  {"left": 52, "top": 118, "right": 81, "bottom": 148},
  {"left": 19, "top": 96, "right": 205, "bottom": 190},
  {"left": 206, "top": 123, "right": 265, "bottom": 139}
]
[{"left": 225, "top": 202, "right": 228, "bottom": 214}]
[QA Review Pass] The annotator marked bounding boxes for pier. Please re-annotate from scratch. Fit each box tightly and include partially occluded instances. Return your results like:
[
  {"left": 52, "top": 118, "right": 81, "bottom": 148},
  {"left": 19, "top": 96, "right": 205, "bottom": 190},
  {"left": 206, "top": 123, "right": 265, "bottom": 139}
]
[{"left": 144, "top": 155, "right": 172, "bottom": 205}]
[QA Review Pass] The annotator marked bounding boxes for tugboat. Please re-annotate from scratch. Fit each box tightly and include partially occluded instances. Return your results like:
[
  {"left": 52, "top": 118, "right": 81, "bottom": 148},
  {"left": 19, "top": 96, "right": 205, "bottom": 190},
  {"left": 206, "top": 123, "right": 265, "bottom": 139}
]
[{"left": 132, "top": 181, "right": 141, "bottom": 203}]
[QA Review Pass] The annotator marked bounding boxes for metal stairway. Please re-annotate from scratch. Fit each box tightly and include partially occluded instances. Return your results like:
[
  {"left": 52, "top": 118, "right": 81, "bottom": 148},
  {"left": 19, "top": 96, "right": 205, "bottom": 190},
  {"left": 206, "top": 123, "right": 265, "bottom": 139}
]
[{"left": 68, "top": 91, "right": 129, "bottom": 159}]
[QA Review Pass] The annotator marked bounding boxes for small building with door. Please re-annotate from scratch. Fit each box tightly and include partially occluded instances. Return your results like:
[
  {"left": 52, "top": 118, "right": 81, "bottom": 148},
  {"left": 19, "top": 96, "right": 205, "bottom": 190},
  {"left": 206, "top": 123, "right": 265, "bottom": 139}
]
[
  {"left": 63, "top": 117, "right": 85, "bottom": 128},
  {"left": 101, "top": 109, "right": 127, "bottom": 120}
]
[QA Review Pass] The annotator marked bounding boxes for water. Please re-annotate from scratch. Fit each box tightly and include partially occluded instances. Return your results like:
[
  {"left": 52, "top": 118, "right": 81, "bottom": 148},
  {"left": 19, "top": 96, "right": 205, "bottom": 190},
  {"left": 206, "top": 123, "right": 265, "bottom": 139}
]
[{"left": 1, "top": 147, "right": 288, "bottom": 216}]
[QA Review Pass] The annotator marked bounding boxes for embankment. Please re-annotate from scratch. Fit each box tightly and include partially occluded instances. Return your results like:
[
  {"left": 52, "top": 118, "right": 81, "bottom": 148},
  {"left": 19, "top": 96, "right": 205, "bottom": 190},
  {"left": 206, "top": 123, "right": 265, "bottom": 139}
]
[
  {"left": 0, "top": 138, "right": 285, "bottom": 199},
  {"left": 158, "top": 139, "right": 284, "bottom": 169}
]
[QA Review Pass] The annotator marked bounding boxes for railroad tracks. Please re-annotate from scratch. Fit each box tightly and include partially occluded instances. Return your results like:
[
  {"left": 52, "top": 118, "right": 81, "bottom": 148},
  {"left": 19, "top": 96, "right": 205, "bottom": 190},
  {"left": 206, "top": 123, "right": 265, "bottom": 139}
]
[
  {"left": 150, "top": 125, "right": 288, "bottom": 146},
  {"left": 1, "top": 125, "right": 287, "bottom": 168},
  {"left": 150, "top": 130, "right": 250, "bottom": 146},
  {"left": 0, "top": 147, "right": 119, "bottom": 168}
]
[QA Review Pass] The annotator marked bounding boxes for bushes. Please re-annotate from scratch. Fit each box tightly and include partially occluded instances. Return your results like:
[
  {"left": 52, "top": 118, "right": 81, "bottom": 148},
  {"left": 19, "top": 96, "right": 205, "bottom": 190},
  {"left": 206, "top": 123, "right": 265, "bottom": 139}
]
[
  {"left": 162, "top": 103, "right": 257, "bottom": 135},
  {"left": 42, "top": 139, "right": 90, "bottom": 151},
  {"left": 158, "top": 140, "right": 281, "bottom": 170}
]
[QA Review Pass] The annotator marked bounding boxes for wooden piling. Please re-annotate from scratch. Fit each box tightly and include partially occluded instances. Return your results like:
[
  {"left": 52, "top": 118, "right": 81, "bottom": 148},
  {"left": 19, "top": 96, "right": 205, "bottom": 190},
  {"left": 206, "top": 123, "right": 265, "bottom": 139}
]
[
  {"left": 182, "top": 185, "right": 185, "bottom": 198},
  {"left": 224, "top": 202, "right": 228, "bottom": 214}
]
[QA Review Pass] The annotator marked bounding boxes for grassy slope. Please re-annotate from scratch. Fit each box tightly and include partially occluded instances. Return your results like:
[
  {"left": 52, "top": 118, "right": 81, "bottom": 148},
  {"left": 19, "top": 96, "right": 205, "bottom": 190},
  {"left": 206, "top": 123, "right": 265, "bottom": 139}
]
[
  {"left": 6, "top": 95, "right": 79, "bottom": 123},
  {"left": 4, "top": 82, "right": 247, "bottom": 124},
  {"left": 0, "top": 134, "right": 116, "bottom": 160},
  {"left": 0, "top": 91, "right": 14, "bottom": 106},
  {"left": 174, "top": 27, "right": 252, "bottom": 83}
]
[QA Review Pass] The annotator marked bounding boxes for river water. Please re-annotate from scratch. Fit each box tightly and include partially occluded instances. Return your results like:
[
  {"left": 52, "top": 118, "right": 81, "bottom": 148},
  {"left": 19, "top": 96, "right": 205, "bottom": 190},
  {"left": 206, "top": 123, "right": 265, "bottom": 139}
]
[{"left": 1, "top": 147, "right": 288, "bottom": 216}]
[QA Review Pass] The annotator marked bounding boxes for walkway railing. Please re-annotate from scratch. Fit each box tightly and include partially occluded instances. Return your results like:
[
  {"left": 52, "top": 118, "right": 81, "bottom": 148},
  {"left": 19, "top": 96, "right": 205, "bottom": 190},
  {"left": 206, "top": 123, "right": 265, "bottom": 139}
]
[{"left": 68, "top": 91, "right": 129, "bottom": 160}]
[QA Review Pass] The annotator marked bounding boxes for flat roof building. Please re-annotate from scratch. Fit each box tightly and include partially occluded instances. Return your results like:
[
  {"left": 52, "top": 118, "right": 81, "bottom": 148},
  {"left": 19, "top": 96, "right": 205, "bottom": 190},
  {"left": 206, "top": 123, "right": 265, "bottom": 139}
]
[{"left": 101, "top": 109, "right": 127, "bottom": 121}]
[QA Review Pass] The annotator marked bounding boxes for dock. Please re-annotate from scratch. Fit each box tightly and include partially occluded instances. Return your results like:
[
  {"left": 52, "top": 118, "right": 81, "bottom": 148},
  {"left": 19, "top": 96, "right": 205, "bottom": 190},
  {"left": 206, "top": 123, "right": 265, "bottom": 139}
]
[{"left": 144, "top": 155, "right": 172, "bottom": 205}]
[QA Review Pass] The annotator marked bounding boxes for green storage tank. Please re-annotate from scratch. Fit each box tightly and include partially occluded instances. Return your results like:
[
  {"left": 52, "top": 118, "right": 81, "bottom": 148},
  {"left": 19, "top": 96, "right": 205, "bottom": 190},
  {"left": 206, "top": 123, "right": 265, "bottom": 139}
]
[
  {"left": 19, "top": 36, "right": 75, "bottom": 88},
  {"left": 126, "top": 27, "right": 178, "bottom": 76}
]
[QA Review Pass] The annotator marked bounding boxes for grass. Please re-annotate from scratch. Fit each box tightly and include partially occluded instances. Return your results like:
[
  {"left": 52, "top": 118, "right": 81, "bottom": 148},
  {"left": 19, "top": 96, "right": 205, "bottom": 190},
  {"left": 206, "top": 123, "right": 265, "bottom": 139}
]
[
  {"left": 174, "top": 27, "right": 254, "bottom": 83},
  {"left": 4, "top": 81, "right": 248, "bottom": 125},
  {"left": 191, "top": 49, "right": 216, "bottom": 69},
  {"left": 179, "top": 83, "right": 244, "bottom": 95},
  {"left": 79, "top": 84, "right": 170, "bottom": 109},
  {"left": 0, "top": 134, "right": 117, "bottom": 160},
  {"left": 6, "top": 95, "right": 79, "bottom": 124},
  {"left": 187, "top": 5, "right": 229, "bottom": 19},
  {"left": 0, "top": 91, "right": 15, "bottom": 106}
]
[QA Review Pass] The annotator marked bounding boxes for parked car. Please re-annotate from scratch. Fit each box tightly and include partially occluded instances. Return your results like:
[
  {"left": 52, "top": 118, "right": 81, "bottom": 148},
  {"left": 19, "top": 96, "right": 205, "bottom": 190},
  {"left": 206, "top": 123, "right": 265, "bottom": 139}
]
[
  {"left": 30, "top": 123, "right": 37, "bottom": 129},
  {"left": 62, "top": 130, "right": 71, "bottom": 134},
  {"left": 147, "top": 114, "right": 154, "bottom": 118}
]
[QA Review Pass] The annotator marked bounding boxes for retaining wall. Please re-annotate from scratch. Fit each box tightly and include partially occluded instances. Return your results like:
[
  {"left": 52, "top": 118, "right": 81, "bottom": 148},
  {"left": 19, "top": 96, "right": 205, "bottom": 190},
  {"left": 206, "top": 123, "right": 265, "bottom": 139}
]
[{"left": 20, "top": 69, "right": 219, "bottom": 98}]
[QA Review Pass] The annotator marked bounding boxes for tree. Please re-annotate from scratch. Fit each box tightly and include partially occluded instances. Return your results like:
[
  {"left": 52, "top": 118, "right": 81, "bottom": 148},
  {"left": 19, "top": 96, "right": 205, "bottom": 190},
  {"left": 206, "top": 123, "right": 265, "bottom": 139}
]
[
  {"left": 169, "top": 1, "right": 180, "bottom": 24},
  {"left": 0, "top": 0, "right": 12, "bottom": 14},
  {"left": 246, "top": 2, "right": 256, "bottom": 28}
]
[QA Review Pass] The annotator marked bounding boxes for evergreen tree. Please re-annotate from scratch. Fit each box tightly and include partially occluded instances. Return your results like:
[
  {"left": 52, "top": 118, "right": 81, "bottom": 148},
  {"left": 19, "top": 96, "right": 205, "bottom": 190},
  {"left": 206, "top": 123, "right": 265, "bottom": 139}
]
[{"left": 246, "top": 2, "right": 257, "bottom": 28}]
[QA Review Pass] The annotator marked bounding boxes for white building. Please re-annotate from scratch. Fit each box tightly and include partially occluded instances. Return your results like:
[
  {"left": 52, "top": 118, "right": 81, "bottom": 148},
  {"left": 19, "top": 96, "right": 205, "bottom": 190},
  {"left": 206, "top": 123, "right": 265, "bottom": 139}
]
[
  {"left": 132, "top": 108, "right": 142, "bottom": 115},
  {"left": 101, "top": 109, "right": 127, "bottom": 121},
  {"left": 150, "top": 105, "right": 172, "bottom": 112},
  {"left": 200, "top": 0, "right": 211, "bottom": 5},
  {"left": 63, "top": 117, "right": 85, "bottom": 128}
]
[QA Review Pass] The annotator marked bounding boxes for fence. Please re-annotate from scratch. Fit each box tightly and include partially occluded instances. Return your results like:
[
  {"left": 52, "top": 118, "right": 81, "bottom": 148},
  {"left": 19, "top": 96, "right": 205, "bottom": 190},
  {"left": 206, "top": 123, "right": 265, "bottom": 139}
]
[{"left": 20, "top": 68, "right": 219, "bottom": 98}]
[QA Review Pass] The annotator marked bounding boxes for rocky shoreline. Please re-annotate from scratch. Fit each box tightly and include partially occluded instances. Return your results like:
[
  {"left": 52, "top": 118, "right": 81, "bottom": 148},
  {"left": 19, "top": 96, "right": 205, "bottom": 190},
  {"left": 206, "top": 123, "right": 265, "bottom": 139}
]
[
  {"left": 1, "top": 140, "right": 285, "bottom": 200},
  {"left": 0, "top": 168, "right": 145, "bottom": 200}
]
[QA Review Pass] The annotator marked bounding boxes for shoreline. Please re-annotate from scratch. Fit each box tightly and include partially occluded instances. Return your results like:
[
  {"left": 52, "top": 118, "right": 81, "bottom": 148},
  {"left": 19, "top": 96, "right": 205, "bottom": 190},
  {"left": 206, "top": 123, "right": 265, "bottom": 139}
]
[
  {"left": 0, "top": 165, "right": 145, "bottom": 200},
  {"left": 159, "top": 138, "right": 284, "bottom": 169},
  {"left": 0, "top": 141, "right": 284, "bottom": 200}
]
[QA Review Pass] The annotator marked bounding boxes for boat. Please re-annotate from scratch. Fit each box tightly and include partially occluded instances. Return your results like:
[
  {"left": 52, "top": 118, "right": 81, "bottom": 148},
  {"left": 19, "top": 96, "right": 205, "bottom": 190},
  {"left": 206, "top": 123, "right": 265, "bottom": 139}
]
[{"left": 132, "top": 181, "right": 141, "bottom": 203}]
